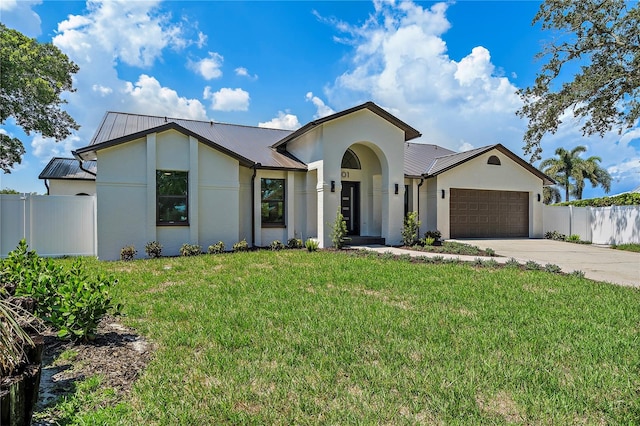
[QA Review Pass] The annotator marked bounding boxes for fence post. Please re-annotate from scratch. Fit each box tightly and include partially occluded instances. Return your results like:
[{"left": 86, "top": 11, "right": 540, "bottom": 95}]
[{"left": 568, "top": 205, "right": 573, "bottom": 236}]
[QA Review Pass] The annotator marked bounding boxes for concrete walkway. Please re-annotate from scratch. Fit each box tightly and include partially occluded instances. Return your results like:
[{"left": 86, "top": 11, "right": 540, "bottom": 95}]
[{"left": 350, "top": 239, "right": 640, "bottom": 288}]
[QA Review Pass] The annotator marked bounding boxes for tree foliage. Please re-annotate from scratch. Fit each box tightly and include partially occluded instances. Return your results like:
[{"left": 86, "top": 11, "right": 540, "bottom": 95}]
[
  {"left": 0, "top": 23, "right": 79, "bottom": 173},
  {"left": 517, "top": 0, "right": 640, "bottom": 162},
  {"left": 540, "top": 145, "right": 611, "bottom": 202}
]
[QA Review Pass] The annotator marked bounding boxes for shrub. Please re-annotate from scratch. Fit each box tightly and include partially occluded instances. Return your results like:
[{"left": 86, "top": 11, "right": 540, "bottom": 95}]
[
  {"left": 544, "top": 263, "right": 562, "bottom": 273},
  {"left": 525, "top": 260, "right": 542, "bottom": 270},
  {"left": 330, "top": 209, "right": 349, "bottom": 249},
  {"left": 180, "top": 243, "right": 202, "bottom": 257},
  {"left": 381, "top": 251, "right": 395, "bottom": 260},
  {"left": 421, "top": 236, "right": 436, "bottom": 246},
  {"left": 145, "top": 241, "right": 162, "bottom": 258},
  {"left": 0, "top": 299, "right": 41, "bottom": 376},
  {"left": 557, "top": 192, "right": 640, "bottom": 207},
  {"left": 208, "top": 241, "right": 225, "bottom": 254},
  {"left": 545, "top": 230, "right": 566, "bottom": 241},
  {"left": 5, "top": 240, "right": 119, "bottom": 341},
  {"left": 305, "top": 238, "right": 319, "bottom": 252},
  {"left": 287, "top": 238, "right": 303, "bottom": 249},
  {"left": 570, "top": 270, "right": 586, "bottom": 278},
  {"left": 120, "top": 245, "right": 137, "bottom": 261},
  {"left": 484, "top": 259, "right": 499, "bottom": 268},
  {"left": 233, "top": 239, "right": 250, "bottom": 252},
  {"left": 424, "top": 230, "right": 442, "bottom": 241},
  {"left": 401, "top": 211, "right": 421, "bottom": 246},
  {"left": 505, "top": 257, "right": 520, "bottom": 268},
  {"left": 566, "top": 234, "right": 581, "bottom": 243},
  {"left": 484, "top": 248, "right": 496, "bottom": 257},
  {"left": 269, "top": 240, "right": 285, "bottom": 251}
]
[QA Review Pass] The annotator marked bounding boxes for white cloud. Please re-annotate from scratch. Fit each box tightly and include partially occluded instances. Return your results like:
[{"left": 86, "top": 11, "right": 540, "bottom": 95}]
[
  {"left": 124, "top": 75, "right": 207, "bottom": 119},
  {"left": 458, "top": 141, "right": 474, "bottom": 152},
  {"left": 235, "top": 67, "right": 258, "bottom": 80},
  {"left": 259, "top": 112, "right": 301, "bottom": 130},
  {"left": 305, "top": 92, "right": 335, "bottom": 118},
  {"left": 0, "top": 0, "right": 42, "bottom": 36},
  {"left": 31, "top": 134, "right": 83, "bottom": 160},
  {"left": 204, "top": 87, "right": 250, "bottom": 111},
  {"left": 189, "top": 52, "right": 224, "bottom": 80},
  {"left": 92, "top": 84, "right": 113, "bottom": 96},
  {"left": 54, "top": 0, "right": 187, "bottom": 68}
]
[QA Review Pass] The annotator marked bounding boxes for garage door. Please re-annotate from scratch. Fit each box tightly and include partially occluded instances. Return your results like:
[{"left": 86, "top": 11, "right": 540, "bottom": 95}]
[{"left": 450, "top": 189, "right": 529, "bottom": 238}]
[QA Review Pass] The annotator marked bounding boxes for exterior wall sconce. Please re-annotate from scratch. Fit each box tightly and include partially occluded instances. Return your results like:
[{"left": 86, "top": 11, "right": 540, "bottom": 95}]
[
  {"left": 537, "top": 193, "right": 541, "bottom": 202},
  {"left": 441, "top": 189, "right": 445, "bottom": 199},
  {"left": 394, "top": 183, "right": 399, "bottom": 194},
  {"left": 331, "top": 181, "right": 335, "bottom": 192}
]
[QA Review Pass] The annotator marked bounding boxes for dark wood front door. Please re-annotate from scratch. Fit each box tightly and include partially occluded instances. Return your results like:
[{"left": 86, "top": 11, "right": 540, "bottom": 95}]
[{"left": 341, "top": 181, "right": 360, "bottom": 236}]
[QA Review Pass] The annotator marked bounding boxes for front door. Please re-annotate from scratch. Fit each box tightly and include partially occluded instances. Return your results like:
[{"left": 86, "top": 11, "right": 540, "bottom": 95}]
[{"left": 341, "top": 181, "right": 360, "bottom": 235}]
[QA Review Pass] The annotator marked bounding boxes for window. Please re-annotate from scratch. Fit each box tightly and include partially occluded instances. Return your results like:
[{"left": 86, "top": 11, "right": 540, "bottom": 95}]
[
  {"left": 341, "top": 149, "right": 361, "bottom": 169},
  {"left": 157, "top": 170, "right": 188, "bottom": 225},
  {"left": 487, "top": 155, "right": 501, "bottom": 165},
  {"left": 261, "top": 178, "right": 285, "bottom": 226}
]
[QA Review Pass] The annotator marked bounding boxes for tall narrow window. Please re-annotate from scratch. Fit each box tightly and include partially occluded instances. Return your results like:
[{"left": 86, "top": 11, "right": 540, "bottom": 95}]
[
  {"left": 157, "top": 170, "right": 188, "bottom": 225},
  {"left": 261, "top": 178, "right": 285, "bottom": 226}
]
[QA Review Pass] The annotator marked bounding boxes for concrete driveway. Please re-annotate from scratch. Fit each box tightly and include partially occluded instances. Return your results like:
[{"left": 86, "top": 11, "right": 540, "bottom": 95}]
[{"left": 452, "top": 239, "right": 640, "bottom": 288}]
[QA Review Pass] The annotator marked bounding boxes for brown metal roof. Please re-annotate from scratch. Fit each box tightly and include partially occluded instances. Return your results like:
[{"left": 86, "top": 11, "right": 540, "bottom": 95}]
[
  {"left": 75, "top": 112, "right": 306, "bottom": 170},
  {"left": 271, "top": 101, "right": 422, "bottom": 149},
  {"left": 38, "top": 157, "right": 97, "bottom": 181},
  {"left": 404, "top": 143, "right": 456, "bottom": 177},
  {"left": 425, "top": 144, "right": 555, "bottom": 185}
]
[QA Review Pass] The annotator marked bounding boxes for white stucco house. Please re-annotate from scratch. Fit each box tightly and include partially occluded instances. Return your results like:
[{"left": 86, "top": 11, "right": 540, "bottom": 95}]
[{"left": 42, "top": 102, "right": 553, "bottom": 260}]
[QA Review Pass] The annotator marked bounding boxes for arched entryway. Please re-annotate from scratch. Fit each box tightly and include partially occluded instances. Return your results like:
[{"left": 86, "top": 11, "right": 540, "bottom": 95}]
[{"left": 340, "top": 143, "right": 385, "bottom": 238}]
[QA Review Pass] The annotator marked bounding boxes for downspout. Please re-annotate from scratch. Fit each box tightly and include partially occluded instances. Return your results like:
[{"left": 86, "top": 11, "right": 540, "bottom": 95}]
[
  {"left": 72, "top": 150, "right": 97, "bottom": 176},
  {"left": 44, "top": 179, "right": 50, "bottom": 195},
  {"left": 417, "top": 177, "right": 425, "bottom": 237},
  {"left": 250, "top": 163, "right": 261, "bottom": 247}
]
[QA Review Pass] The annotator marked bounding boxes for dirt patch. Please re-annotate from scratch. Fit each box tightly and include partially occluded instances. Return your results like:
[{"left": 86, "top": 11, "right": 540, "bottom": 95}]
[
  {"left": 476, "top": 391, "right": 525, "bottom": 423},
  {"left": 33, "top": 315, "right": 155, "bottom": 423}
]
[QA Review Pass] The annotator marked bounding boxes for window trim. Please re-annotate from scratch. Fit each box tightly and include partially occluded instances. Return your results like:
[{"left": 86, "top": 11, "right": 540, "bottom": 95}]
[
  {"left": 260, "top": 178, "right": 286, "bottom": 227},
  {"left": 156, "top": 170, "right": 189, "bottom": 226}
]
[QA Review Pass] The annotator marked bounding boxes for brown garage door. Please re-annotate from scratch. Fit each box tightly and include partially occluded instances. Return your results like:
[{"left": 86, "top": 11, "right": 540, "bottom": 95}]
[{"left": 450, "top": 189, "right": 529, "bottom": 238}]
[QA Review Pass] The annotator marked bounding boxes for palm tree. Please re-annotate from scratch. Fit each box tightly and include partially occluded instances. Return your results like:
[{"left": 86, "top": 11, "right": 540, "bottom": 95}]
[
  {"left": 571, "top": 155, "right": 611, "bottom": 200},
  {"left": 539, "top": 146, "right": 611, "bottom": 202},
  {"left": 543, "top": 186, "right": 562, "bottom": 204}
]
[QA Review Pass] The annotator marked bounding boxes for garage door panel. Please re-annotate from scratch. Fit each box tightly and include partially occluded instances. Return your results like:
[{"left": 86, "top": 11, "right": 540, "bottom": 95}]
[{"left": 450, "top": 189, "right": 528, "bottom": 238}]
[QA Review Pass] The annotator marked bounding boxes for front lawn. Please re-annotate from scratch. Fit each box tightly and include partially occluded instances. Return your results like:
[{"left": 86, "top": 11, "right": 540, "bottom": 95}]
[
  {"left": 41, "top": 251, "right": 640, "bottom": 424},
  {"left": 612, "top": 243, "right": 640, "bottom": 253}
]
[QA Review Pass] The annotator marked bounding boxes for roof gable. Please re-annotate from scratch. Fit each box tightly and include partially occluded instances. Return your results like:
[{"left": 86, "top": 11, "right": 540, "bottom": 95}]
[
  {"left": 426, "top": 144, "right": 555, "bottom": 185},
  {"left": 272, "top": 102, "right": 422, "bottom": 149},
  {"left": 74, "top": 112, "right": 306, "bottom": 170}
]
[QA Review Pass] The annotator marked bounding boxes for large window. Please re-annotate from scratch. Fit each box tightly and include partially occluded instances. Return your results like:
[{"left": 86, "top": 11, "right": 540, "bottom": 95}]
[
  {"left": 157, "top": 170, "right": 188, "bottom": 225},
  {"left": 261, "top": 178, "right": 285, "bottom": 226}
]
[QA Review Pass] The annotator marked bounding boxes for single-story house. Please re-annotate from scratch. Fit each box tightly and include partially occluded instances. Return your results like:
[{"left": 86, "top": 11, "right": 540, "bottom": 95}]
[{"left": 42, "top": 102, "right": 553, "bottom": 260}]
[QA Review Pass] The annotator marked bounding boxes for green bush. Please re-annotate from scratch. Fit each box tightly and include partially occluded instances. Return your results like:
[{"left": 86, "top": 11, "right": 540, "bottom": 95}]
[
  {"left": 4, "top": 240, "right": 119, "bottom": 341},
  {"left": 144, "top": 241, "right": 162, "bottom": 258},
  {"left": 424, "top": 230, "right": 442, "bottom": 241},
  {"left": 287, "top": 238, "right": 303, "bottom": 249},
  {"left": 545, "top": 230, "right": 567, "bottom": 241},
  {"left": 505, "top": 258, "right": 520, "bottom": 268},
  {"left": 485, "top": 248, "right": 496, "bottom": 257},
  {"left": 421, "top": 236, "right": 436, "bottom": 246},
  {"left": 544, "top": 263, "right": 562, "bottom": 273},
  {"left": 233, "top": 239, "right": 250, "bottom": 252},
  {"left": 330, "top": 210, "right": 349, "bottom": 249},
  {"left": 401, "top": 211, "right": 420, "bottom": 246},
  {"left": 566, "top": 234, "right": 581, "bottom": 243},
  {"left": 305, "top": 238, "right": 319, "bottom": 252},
  {"left": 525, "top": 260, "right": 542, "bottom": 271},
  {"left": 269, "top": 240, "right": 285, "bottom": 251},
  {"left": 120, "top": 245, "right": 137, "bottom": 261},
  {"left": 180, "top": 244, "right": 202, "bottom": 257},
  {"left": 556, "top": 192, "right": 640, "bottom": 207},
  {"left": 208, "top": 241, "right": 225, "bottom": 254}
]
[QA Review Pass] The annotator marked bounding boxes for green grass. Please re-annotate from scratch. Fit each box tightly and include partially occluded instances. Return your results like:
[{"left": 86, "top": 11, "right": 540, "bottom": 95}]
[
  {"left": 612, "top": 243, "right": 640, "bottom": 253},
  {"left": 46, "top": 251, "right": 640, "bottom": 424}
]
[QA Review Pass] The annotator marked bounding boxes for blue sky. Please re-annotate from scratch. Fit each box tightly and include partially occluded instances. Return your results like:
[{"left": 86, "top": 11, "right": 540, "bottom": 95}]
[{"left": 1, "top": 0, "right": 639, "bottom": 199}]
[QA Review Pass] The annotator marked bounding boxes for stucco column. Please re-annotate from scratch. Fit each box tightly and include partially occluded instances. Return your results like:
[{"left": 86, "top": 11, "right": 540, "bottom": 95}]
[
  {"left": 189, "top": 136, "right": 199, "bottom": 244},
  {"left": 286, "top": 171, "right": 295, "bottom": 241},
  {"left": 146, "top": 133, "right": 157, "bottom": 244}
]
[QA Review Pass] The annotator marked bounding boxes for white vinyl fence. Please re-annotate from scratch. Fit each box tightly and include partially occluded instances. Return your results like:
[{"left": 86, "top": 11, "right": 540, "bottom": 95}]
[
  {"left": 543, "top": 205, "right": 640, "bottom": 245},
  {"left": 0, "top": 194, "right": 96, "bottom": 257}
]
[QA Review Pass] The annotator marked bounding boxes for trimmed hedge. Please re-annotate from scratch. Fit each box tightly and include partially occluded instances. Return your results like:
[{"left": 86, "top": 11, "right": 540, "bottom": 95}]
[{"left": 555, "top": 193, "right": 640, "bottom": 207}]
